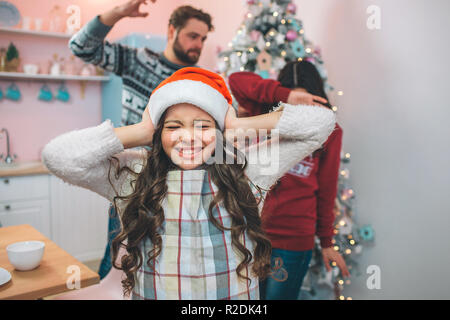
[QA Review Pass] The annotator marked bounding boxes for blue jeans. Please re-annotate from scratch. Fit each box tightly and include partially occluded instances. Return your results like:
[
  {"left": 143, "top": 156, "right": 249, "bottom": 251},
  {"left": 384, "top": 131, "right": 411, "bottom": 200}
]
[
  {"left": 259, "top": 248, "right": 313, "bottom": 300},
  {"left": 98, "top": 205, "right": 122, "bottom": 280}
]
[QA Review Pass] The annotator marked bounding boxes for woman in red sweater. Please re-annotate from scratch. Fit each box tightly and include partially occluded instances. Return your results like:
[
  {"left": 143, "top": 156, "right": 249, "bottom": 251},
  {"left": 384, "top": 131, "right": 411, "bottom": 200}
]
[{"left": 229, "top": 60, "right": 349, "bottom": 300}]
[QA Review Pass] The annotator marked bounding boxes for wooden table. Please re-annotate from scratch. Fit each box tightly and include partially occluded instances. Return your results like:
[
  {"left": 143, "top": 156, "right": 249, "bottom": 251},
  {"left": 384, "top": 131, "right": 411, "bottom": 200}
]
[{"left": 0, "top": 224, "right": 100, "bottom": 299}]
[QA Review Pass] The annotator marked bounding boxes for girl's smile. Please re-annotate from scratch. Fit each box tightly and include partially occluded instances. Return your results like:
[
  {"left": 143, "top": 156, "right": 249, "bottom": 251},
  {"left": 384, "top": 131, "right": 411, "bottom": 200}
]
[{"left": 161, "top": 103, "right": 217, "bottom": 169}]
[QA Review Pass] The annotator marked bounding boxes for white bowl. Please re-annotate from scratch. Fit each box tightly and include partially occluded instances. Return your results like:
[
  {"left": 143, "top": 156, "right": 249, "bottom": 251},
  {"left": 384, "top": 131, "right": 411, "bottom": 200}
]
[{"left": 6, "top": 241, "right": 45, "bottom": 271}]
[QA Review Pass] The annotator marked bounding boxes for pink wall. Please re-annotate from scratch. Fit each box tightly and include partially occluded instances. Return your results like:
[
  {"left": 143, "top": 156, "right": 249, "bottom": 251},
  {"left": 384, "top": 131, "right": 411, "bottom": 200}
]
[{"left": 1, "top": 0, "right": 178, "bottom": 162}]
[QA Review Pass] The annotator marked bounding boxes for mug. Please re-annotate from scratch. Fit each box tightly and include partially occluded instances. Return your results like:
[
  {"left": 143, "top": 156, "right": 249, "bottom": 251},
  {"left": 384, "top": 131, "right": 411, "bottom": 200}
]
[
  {"left": 38, "top": 84, "right": 53, "bottom": 101},
  {"left": 23, "top": 64, "right": 39, "bottom": 75},
  {"left": 56, "top": 84, "right": 70, "bottom": 102},
  {"left": 6, "top": 83, "right": 21, "bottom": 101}
]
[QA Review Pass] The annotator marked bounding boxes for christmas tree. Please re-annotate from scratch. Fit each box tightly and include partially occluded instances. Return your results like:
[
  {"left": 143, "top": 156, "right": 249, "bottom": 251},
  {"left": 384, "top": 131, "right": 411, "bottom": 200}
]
[
  {"left": 217, "top": 0, "right": 332, "bottom": 92},
  {"left": 217, "top": 0, "right": 375, "bottom": 300}
]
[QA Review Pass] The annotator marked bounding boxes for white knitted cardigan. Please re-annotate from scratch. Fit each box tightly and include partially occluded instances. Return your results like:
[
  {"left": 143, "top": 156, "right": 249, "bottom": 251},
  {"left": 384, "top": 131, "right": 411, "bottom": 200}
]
[{"left": 42, "top": 104, "right": 336, "bottom": 209}]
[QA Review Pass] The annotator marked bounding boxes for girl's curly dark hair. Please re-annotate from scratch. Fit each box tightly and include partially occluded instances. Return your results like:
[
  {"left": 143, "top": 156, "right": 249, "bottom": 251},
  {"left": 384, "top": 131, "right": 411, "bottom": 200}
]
[{"left": 108, "top": 110, "right": 272, "bottom": 297}]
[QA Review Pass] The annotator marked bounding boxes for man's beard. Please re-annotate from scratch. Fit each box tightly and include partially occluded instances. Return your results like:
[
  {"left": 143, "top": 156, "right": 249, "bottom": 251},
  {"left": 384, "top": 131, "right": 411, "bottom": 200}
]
[{"left": 173, "top": 35, "right": 201, "bottom": 65}]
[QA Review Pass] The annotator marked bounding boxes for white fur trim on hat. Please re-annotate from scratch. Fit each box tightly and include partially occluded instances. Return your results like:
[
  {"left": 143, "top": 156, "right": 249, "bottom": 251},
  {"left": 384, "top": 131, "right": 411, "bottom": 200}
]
[{"left": 149, "top": 79, "right": 229, "bottom": 130}]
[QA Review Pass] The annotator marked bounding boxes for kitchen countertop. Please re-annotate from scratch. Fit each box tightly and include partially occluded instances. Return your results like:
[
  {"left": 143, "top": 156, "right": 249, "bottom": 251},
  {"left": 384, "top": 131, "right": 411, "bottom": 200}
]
[{"left": 0, "top": 161, "right": 50, "bottom": 177}]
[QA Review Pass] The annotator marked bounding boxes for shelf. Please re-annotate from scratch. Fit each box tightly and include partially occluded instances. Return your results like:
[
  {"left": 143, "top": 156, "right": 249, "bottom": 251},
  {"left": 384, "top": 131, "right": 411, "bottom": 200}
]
[
  {"left": 0, "top": 27, "right": 73, "bottom": 39},
  {"left": 0, "top": 72, "right": 110, "bottom": 82}
]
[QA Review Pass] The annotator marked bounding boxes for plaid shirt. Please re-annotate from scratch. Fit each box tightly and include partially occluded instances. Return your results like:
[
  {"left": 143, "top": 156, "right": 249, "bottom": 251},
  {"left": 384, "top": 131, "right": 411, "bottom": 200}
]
[{"left": 132, "top": 169, "right": 259, "bottom": 300}]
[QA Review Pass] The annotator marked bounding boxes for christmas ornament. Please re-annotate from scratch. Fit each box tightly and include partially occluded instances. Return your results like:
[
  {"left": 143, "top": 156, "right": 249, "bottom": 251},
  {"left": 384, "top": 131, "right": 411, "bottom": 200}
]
[
  {"left": 359, "top": 225, "right": 375, "bottom": 241},
  {"left": 250, "top": 30, "right": 261, "bottom": 42},
  {"left": 286, "top": 29, "right": 298, "bottom": 41},
  {"left": 290, "top": 19, "right": 302, "bottom": 32},
  {"left": 256, "top": 50, "right": 272, "bottom": 71},
  {"left": 287, "top": 3, "right": 297, "bottom": 14},
  {"left": 290, "top": 39, "right": 305, "bottom": 57},
  {"left": 257, "top": 70, "right": 270, "bottom": 79}
]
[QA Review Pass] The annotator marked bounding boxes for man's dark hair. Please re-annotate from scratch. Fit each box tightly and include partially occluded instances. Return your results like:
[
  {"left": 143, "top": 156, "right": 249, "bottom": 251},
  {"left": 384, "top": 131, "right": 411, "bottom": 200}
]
[{"left": 169, "top": 5, "right": 214, "bottom": 32}]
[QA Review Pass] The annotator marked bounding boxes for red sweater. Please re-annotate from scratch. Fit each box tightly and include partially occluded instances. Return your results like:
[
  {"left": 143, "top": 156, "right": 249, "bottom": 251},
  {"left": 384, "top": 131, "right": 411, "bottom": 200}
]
[{"left": 229, "top": 72, "right": 343, "bottom": 251}]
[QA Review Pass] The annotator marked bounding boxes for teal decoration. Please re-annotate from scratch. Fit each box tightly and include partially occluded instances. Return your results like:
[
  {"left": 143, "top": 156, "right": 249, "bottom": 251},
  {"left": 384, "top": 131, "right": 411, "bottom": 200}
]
[
  {"left": 290, "top": 39, "right": 305, "bottom": 58},
  {"left": 56, "top": 83, "right": 70, "bottom": 102},
  {"left": 38, "top": 84, "right": 53, "bottom": 101},
  {"left": 0, "top": 87, "right": 3, "bottom": 100},
  {"left": 5, "top": 83, "right": 20, "bottom": 101},
  {"left": 257, "top": 70, "right": 270, "bottom": 79},
  {"left": 359, "top": 225, "right": 375, "bottom": 241},
  {"left": 290, "top": 20, "right": 302, "bottom": 32}
]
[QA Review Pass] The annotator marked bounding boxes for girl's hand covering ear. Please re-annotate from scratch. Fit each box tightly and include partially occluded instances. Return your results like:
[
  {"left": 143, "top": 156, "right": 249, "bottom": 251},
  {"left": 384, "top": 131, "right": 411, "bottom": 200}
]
[
  {"left": 225, "top": 105, "right": 238, "bottom": 130},
  {"left": 141, "top": 104, "right": 155, "bottom": 144}
]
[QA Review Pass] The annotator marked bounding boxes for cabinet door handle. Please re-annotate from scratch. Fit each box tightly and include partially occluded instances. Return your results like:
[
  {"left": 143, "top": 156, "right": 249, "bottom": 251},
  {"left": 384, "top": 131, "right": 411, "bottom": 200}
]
[{"left": 4, "top": 205, "right": 11, "bottom": 210}]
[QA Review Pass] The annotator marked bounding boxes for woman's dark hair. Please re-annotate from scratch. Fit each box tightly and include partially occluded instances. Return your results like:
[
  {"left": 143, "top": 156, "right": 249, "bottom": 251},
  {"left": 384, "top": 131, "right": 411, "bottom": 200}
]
[
  {"left": 169, "top": 5, "right": 214, "bottom": 32},
  {"left": 277, "top": 60, "right": 329, "bottom": 101},
  {"left": 108, "top": 110, "right": 271, "bottom": 297}
]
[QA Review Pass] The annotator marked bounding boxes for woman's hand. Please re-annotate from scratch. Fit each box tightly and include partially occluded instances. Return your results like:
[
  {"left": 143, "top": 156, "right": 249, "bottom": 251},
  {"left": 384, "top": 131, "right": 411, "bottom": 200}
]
[
  {"left": 287, "top": 90, "right": 328, "bottom": 107},
  {"left": 321, "top": 247, "right": 351, "bottom": 278}
]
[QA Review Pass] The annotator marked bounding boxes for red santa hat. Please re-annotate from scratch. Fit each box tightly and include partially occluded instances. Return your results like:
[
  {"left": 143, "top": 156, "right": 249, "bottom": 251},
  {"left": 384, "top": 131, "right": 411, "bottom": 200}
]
[{"left": 148, "top": 67, "right": 232, "bottom": 131}]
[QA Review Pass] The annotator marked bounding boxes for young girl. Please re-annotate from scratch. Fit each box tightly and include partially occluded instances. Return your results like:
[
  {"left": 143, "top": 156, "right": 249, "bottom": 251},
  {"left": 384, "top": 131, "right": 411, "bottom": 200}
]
[{"left": 42, "top": 67, "right": 335, "bottom": 300}]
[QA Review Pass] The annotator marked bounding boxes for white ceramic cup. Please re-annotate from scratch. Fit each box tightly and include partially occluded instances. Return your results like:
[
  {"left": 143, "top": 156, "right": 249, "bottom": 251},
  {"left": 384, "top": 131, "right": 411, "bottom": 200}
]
[
  {"left": 34, "top": 18, "right": 42, "bottom": 31},
  {"left": 23, "top": 64, "right": 39, "bottom": 75},
  {"left": 6, "top": 241, "right": 45, "bottom": 271},
  {"left": 22, "top": 17, "right": 31, "bottom": 30}
]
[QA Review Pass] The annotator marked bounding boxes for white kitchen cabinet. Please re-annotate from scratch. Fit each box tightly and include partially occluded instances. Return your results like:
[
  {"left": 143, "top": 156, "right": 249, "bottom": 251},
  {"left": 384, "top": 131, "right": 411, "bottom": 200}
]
[
  {"left": 49, "top": 176, "right": 110, "bottom": 262},
  {"left": 0, "top": 199, "right": 51, "bottom": 238},
  {"left": 0, "top": 174, "right": 110, "bottom": 263},
  {"left": 0, "top": 175, "right": 51, "bottom": 238}
]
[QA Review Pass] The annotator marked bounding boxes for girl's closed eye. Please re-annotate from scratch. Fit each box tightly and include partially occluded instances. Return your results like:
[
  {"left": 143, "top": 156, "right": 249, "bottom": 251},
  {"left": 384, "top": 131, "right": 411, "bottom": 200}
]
[{"left": 195, "top": 125, "right": 211, "bottom": 129}]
